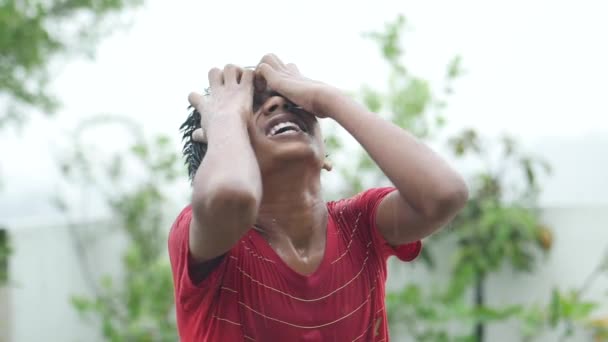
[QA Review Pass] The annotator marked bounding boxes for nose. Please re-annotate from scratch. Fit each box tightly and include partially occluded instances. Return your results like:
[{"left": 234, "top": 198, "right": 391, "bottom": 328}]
[{"left": 261, "top": 96, "right": 289, "bottom": 115}]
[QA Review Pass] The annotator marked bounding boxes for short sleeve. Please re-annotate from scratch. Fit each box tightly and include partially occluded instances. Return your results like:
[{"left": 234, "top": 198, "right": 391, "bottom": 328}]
[
  {"left": 167, "top": 206, "right": 229, "bottom": 310},
  {"left": 349, "top": 187, "right": 422, "bottom": 262}
]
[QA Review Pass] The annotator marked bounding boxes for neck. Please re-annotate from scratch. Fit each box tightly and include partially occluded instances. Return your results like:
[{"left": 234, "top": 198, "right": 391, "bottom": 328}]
[{"left": 256, "top": 164, "right": 326, "bottom": 250}]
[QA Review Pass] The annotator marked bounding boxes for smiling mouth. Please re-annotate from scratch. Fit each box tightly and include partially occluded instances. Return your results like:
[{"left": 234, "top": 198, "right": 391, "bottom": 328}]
[{"left": 266, "top": 118, "right": 309, "bottom": 137}]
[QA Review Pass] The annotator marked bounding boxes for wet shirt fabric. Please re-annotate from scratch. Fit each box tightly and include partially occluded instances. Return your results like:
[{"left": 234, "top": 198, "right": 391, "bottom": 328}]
[{"left": 169, "top": 187, "right": 422, "bottom": 342}]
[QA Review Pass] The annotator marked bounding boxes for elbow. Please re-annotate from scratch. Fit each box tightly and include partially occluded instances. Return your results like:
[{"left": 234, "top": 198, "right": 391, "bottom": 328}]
[
  {"left": 422, "top": 177, "right": 469, "bottom": 221},
  {"left": 193, "top": 180, "right": 261, "bottom": 222}
]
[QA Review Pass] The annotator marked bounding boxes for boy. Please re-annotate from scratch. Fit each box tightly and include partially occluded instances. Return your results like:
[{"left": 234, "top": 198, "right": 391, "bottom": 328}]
[{"left": 169, "top": 54, "right": 468, "bottom": 341}]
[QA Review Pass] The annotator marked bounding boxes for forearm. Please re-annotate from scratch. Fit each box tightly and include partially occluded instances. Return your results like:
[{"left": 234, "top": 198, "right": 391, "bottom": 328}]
[
  {"left": 325, "top": 89, "right": 467, "bottom": 217},
  {"left": 192, "top": 114, "right": 262, "bottom": 211}
]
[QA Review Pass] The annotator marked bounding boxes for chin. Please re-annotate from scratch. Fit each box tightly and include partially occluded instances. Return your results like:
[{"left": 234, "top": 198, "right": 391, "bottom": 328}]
[
  {"left": 272, "top": 144, "right": 320, "bottom": 162},
  {"left": 259, "top": 142, "right": 323, "bottom": 172}
]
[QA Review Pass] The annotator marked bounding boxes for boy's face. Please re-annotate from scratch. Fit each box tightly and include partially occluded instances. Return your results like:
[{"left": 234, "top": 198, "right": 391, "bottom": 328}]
[{"left": 247, "top": 88, "right": 326, "bottom": 175}]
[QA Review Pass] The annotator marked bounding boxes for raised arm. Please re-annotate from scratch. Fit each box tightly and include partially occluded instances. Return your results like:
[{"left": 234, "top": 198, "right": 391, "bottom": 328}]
[
  {"left": 187, "top": 65, "right": 262, "bottom": 263},
  {"left": 255, "top": 54, "right": 468, "bottom": 247},
  {"left": 324, "top": 93, "right": 468, "bottom": 245}
]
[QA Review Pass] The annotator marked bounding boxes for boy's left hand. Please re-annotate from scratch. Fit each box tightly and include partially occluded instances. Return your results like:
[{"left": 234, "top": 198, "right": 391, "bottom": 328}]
[{"left": 255, "top": 54, "right": 337, "bottom": 118}]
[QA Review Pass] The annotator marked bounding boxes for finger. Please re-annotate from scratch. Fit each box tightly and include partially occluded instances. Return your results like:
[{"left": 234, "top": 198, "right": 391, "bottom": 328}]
[
  {"left": 259, "top": 53, "right": 285, "bottom": 69},
  {"left": 256, "top": 63, "right": 278, "bottom": 88},
  {"left": 192, "top": 128, "right": 207, "bottom": 143},
  {"left": 286, "top": 63, "right": 300, "bottom": 74},
  {"left": 240, "top": 69, "right": 255, "bottom": 87},
  {"left": 235, "top": 67, "right": 244, "bottom": 84},
  {"left": 188, "top": 92, "right": 204, "bottom": 108},
  {"left": 223, "top": 64, "right": 240, "bottom": 85},
  {"left": 208, "top": 68, "right": 223, "bottom": 87}
]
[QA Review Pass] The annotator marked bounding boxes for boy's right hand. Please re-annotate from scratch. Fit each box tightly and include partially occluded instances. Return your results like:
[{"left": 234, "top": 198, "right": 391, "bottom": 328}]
[{"left": 188, "top": 65, "right": 254, "bottom": 143}]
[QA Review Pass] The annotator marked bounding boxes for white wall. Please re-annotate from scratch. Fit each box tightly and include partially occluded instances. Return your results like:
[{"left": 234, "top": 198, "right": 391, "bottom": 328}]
[{"left": 6, "top": 221, "right": 126, "bottom": 342}]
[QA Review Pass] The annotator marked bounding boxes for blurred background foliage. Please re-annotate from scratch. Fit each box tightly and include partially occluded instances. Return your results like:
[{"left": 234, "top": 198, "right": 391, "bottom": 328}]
[
  {"left": 1, "top": 2, "right": 607, "bottom": 340},
  {"left": 0, "top": 0, "right": 143, "bottom": 127},
  {"left": 330, "top": 16, "right": 607, "bottom": 342},
  {"left": 57, "top": 123, "right": 179, "bottom": 341},
  {"left": 360, "top": 17, "right": 606, "bottom": 342},
  {"left": 1, "top": 0, "right": 144, "bottom": 289}
]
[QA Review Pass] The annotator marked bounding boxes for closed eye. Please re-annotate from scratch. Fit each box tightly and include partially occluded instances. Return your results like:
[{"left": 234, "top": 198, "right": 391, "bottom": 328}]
[{"left": 286, "top": 103, "right": 307, "bottom": 114}]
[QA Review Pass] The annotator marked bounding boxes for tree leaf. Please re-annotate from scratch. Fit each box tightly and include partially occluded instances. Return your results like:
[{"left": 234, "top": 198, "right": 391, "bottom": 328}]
[{"left": 549, "top": 289, "right": 561, "bottom": 327}]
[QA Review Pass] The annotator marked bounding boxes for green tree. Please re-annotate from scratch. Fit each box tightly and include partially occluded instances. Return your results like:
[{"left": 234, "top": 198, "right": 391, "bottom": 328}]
[
  {"left": 323, "top": 15, "right": 605, "bottom": 341},
  {"left": 0, "top": 0, "right": 143, "bottom": 126},
  {"left": 0, "top": 0, "right": 145, "bottom": 287},
  {"left": 57, "top": 117, "right": 180, "bottom": 341},
  {"left": 0, "top": 228, "right": 9, "bottom": 284}
]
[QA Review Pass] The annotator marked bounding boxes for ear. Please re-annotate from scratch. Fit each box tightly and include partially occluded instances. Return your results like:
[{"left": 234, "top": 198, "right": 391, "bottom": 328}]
[
  {"left": 322, "top": 159, "right": 333, "bottom": 172},
  {"left": 192, "top": 128, "right": 207, "bottom": 143}
]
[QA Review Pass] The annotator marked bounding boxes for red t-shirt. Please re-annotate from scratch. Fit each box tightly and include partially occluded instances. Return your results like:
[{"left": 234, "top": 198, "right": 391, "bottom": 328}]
[{"left": 168, "top": 187, "right": 421, "bottom": 341}]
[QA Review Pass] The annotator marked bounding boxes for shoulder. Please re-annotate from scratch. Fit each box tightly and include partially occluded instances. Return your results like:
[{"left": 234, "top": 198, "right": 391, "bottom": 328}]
[
  {"left": 168, "top": 205, "right": 193, "bottom": 257},
  {"left": 327, "top": 187, "right": 396, "bottom": 216},
  {"left": 326, "top": 187, "right": 396, "bottom": 237},
  {"left": 168, "top": 205, "right": 236, "bottom": 292},
  {"left": 327, "top": 188, "right": 422, "bottom": 262}
]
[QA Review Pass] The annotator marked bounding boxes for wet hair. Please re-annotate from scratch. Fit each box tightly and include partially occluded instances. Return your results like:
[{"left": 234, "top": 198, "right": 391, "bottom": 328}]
[
  {"left": 179, "top": 78, "right": 314, "bottom": 182},
  {"left": 180, "top": 87, "right": 210, "bottom": 181},
  {"left": 181, "top": 66, "right": 261, "bottom": 180},
  {"left": 180, "top": 107, "right": 206, "bottom": 181}
]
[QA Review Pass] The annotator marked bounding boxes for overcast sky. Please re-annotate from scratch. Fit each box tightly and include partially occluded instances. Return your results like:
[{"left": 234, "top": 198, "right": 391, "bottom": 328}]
[{"left": 2, "top": 0, "right": 608, "bottom": 227}]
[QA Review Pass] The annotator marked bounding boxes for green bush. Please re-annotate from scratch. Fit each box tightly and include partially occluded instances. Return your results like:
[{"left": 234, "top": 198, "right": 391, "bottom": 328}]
[
  {"left": 57, "top": 121, "right": 180, "bottom": 341},
  {"left": 324, "top": 15, "right": 606, "bottom": 342}
]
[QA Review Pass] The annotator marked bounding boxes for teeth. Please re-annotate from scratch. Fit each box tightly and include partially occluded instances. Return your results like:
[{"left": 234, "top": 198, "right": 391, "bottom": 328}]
[{"left": 268, "top": 121, "right": 301, "bottom": 136}]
